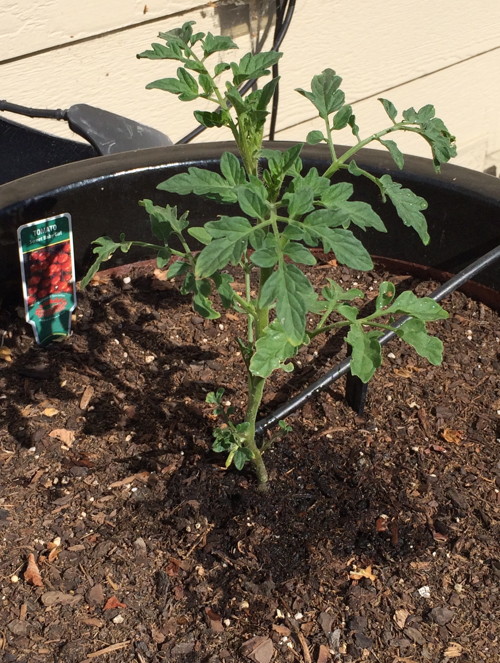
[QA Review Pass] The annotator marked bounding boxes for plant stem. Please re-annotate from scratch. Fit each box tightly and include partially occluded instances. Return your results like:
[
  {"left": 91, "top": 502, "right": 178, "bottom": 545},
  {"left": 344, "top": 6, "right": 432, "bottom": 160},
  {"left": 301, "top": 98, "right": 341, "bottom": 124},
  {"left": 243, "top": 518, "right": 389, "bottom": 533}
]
[{"left": 243, "top": 374, "right": 268, "bottom": 489}]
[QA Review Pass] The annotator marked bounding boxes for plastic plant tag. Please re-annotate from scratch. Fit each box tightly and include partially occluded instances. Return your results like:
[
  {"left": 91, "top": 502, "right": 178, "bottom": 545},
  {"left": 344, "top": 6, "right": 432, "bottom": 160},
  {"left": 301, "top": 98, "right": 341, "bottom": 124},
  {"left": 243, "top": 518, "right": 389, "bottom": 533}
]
[{"left": 17, "top": 213, "right": 77, "bottom": 345}]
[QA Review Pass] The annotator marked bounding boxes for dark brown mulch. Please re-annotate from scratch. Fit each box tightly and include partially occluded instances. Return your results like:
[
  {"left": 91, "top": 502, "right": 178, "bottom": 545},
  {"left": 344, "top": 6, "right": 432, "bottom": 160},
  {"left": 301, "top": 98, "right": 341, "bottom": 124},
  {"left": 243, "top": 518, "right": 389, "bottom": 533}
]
[{"left": 0, "top": 260, "right": 499, "bottom": 663}]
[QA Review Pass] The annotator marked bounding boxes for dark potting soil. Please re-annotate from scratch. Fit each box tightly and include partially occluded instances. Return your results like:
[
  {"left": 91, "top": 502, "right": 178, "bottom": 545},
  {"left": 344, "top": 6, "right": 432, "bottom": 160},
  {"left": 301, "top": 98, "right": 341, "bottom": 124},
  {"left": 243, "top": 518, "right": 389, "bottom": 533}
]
[{"left": 0, "top": 259, "right": 499, "bottom": 663}]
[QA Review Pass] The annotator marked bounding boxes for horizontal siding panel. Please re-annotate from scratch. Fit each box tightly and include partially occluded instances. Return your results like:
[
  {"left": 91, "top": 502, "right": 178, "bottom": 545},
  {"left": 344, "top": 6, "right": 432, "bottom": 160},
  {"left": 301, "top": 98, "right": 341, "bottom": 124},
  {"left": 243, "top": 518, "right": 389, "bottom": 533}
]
[
  {"left": 1, "top": 0, "right": 500, "bottom": 171},
  {"left": 276, "top": 49, "right": 500, "bottom": 172},
  {"left": 1, "top": 0, "right": 209, "bottom": 62}
]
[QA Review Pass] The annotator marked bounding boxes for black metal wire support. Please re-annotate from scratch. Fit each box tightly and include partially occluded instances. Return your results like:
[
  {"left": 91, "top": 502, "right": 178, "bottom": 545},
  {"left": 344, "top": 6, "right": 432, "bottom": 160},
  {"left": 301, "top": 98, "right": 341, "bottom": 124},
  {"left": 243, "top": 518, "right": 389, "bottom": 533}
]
[{"left": 254, "top": 243, "right": 500, "bottom": 434}]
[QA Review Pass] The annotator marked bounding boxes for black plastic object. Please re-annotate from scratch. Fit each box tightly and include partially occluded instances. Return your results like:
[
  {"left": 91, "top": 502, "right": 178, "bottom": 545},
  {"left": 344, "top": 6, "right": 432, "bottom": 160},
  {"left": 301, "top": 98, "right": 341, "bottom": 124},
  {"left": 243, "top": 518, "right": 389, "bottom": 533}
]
[
  {"left": 0, "top": 102, "right": 172, "bottom": 184},
  {"left": 0, "top": 116, "right": 97, "bottom": 185},
  {"left": 65, "top": 104, "right": 172, "bottom": 155}
]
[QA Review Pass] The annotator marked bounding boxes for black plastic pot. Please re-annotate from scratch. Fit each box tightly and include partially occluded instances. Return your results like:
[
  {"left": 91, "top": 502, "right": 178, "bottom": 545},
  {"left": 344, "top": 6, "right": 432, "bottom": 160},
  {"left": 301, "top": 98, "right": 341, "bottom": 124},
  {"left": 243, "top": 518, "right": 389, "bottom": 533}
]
[{"left": 1, "top": 142, "right": 499, "bottom": 302}]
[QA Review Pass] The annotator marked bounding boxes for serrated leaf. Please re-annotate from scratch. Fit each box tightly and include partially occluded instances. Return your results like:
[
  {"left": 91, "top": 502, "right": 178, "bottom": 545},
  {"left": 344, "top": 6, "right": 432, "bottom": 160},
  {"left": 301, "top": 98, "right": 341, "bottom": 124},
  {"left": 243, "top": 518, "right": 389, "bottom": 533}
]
[
  {"left": 325, "top": 198, "right": 387, "bottom": 233},
  {"left": 386, "top": 290, "right": 448, "bottom": 321},
  {"left": 81, "top": 236, "right": 130, "bottom": 288},
  {"left": 284, "top": 187, "right": 315, "bottom": 218},
  {"left": 231, "top": 51, "right": 282, "bottom": 85},
  {"left": 220, "top": 152, "right": 246, "bottom": 187},
  {"left": 167, "top": 260, "right": 190, "bottom": 279},
  {"left": 395, "top": 318, "right": 444, "bottom": 364},
  {"left": 195, "top": 238, "right": 246, "bottom": 277},
  {"left": 297, "top": 68, "right": 344, "bottom": 120},
  {"left": 158, "top": 167, "right": 237, "bottom": 203},
  {"left": 237, "top": 185, "right": 269, "bottom": 219},
  {"left": 202, "top": 32, "right": 237, "bottom": 57},
  {"left": 259, "top": 263, "right": 315, "bottom": 344},
  {"left": 204, "top": 216, "right": 253, "bottom": 240},
  {"left": 283, "top": 242, "right": 316, "bottom": 265},
  {"left": 321, "top": 279, "right": 363, "bottom": 305},
  {"left": 379, "top": 174, "right": 429, "bottom": 244},
  {"left": 250, "top": 321, "right": 297, "bottom": 378},
  {"left": 193, "top": 290, "right": 220, "bottom": 319},
  {"left": 379, "top": 138, "right": 405, "bottom": 170},
  {"left": 378, "top": 97, "right": 398, "bottom": 122},
  {"left": 302, "top": 220, "right": 373, "bottom": 270},
  {"left": 193, "top": 109, "right": 227, "bottom": 128},
  {"left": 347, "top": 325, "right": 382, "bottom": 383},
  {"left": 250, "top": 237, "right": 279, "bottom": 268}
]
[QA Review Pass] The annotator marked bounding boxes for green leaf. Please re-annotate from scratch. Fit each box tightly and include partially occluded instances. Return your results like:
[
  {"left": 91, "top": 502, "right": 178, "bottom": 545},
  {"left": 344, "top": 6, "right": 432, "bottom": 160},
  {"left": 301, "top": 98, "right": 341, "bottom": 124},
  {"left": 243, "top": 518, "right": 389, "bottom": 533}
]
[
  {"left": 306, "top": 130, "right": 325, "bottom": 145},
  {"left": 230, "top": 51, "right": 282, "bottom": 85},
  {"left": 195, "top": 238, "right": 246, "bottom": 277},
  {"left": 166, "top": 260, "right": 190, "bottom": 279},
  {"left": 283, "top": 242, "right": 317, "bottom": 265},
  {"left": 193, "top": 109, "right": 227, "bottom": 128},
  {"left": 346, "top": 325, "right": 382, "bottom": 383},
  {"left": 337, "top": 304, "right": 359, "bottom": 322},
  {"left": 250, "top": 237, "right": 279, "bottom": 268},
  {"left": 81, "top": 236, "right": 131, "bottom": 288},
  {"left": 375, "top": 281, "right": 396, "bottom": 310},
  {"left": 378, "top": 97, "right": 398, "bottom": 122},
  {"left": 188, "top": 226, "right": 212, "bottom": 245},
  {"left": 321, "top": 279, "right": 364, "bottom": 305},
  {"left": 322, "top": 196, "right": 387, "bottom": 233},
  {"left": 177, "top": 67, "right": 199, "bottom": 99},
  {"left": 140, "top": 199, "right": 189, "bottom": 240},
  {"left": 379, "top": 174, "right": 429, "bottom": 244},
  {"left": 145, "top": 77, "right": 185, "bottom": 94},
  {"left": 204, "top": 216, "right": 253, "bottom": 240},
  {"left": 220, "top": 152, "right": 246, "bottom": 187},
  {"left": 332, "top": 104, "right": 353, "bottom": 130},
  {"left": 249, "top": 320, "right": 297, "bottom": 378},
  {"left": 296, "top": 68, "right": 344, "bottom": 120},
  {"left": 237, "top": 185, "right": 269, "bottom": 219},
  {"left": 302, "top": 218, "right": 374, "bottom": 270},
  {"left": 212, "top": 271, "right": 235, "bottom": 308},
  {"left": 202, "top": 33, "right": 237, "bottom": 57},
  {"left": 158, "top": 167, "right": 237, "bottom": 203},
  {"left": 395, "top": 318, "right": 444, "bottom": 364},
  {"left": 214, "top": 61, "right": 231, "bottom": 76},
  {"left": 320, "top": 182, "right": 353, "bottom": 206},
  {"left": 156, "top": 247, "right": 171, "bottom": 269},
  {"left": 137, "top": 42, "right": 183, "bottom": 61},
  {"left": 198, "top": 73, "right": 214, "bottom": 95},
  {"left": 259, "top": 263, "right": 315, "bottom": 344},
  {"left": 284, "top": 187, "right": 315, "bottom": 218},
  {"left": 379, "top": 138, "right": 405, "bottom": 170},
  {"left": 192, "top": 278, "right": 220, "bottom": 319},
  {"left": 233, "top": 447, "right": 253, "bottom": 470},
  {"left": 386, "top": 290, "right": 448, "bottom": 321}
]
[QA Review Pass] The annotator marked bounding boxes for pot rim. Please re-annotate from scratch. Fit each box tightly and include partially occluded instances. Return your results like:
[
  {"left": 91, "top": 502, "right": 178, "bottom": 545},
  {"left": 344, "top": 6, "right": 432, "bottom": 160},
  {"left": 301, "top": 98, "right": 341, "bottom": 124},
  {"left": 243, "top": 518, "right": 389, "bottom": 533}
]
[{"left": 2, "top": 141, "right": 500, "bottom": 211}]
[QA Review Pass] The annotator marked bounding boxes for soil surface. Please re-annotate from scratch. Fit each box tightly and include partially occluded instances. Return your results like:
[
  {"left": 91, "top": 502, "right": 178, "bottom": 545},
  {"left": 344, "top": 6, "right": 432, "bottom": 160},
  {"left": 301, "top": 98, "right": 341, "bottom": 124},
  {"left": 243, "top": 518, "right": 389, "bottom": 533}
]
[{"left": 0, "top": 260, "right": 499, "bottom": 663}]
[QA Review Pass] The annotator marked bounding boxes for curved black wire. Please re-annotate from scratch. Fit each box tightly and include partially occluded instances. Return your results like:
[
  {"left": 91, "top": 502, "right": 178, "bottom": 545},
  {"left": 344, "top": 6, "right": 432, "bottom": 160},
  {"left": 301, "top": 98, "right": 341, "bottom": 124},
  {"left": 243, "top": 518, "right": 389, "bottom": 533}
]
[
  {"left": 176, "top": 0, "right": 296, "bottom": 144},
  {"left": 0, "top": 100, "right": 67, "bottom": 120},
  {"left": 255, "top": 243, "right": 500, "bottom": 434}
]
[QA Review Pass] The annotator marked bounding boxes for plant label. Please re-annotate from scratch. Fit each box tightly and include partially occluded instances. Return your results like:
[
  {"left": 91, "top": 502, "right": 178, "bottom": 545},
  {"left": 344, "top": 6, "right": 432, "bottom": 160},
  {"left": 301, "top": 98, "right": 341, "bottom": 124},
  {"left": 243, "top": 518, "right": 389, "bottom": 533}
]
[{"left": 17, "top": 213, "right": 77, "bottom": 345}]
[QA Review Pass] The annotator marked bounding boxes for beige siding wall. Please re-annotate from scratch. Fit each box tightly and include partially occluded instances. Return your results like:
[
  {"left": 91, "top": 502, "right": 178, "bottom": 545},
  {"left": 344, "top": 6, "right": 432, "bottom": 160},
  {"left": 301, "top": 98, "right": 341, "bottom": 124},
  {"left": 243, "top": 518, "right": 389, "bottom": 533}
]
[{"left": 2, "top": 0, "right": 500, "bottom": 172}]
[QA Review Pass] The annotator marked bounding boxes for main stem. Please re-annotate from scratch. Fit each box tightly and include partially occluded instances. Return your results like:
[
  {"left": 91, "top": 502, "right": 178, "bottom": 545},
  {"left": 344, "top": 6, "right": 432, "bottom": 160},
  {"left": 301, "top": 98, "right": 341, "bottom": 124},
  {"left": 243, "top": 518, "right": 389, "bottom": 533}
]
[{"left": 242, "top": 266, "right": 272, "bottom": 489}]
